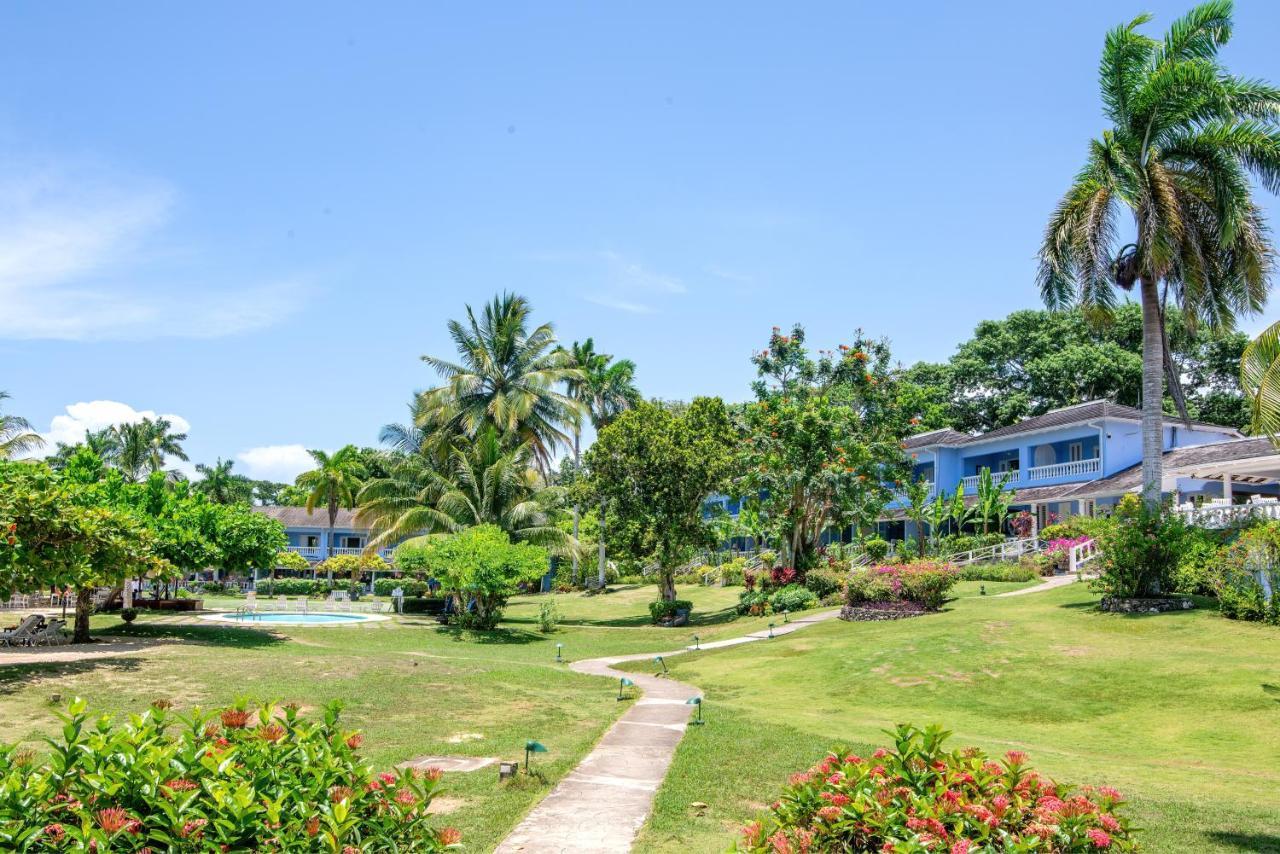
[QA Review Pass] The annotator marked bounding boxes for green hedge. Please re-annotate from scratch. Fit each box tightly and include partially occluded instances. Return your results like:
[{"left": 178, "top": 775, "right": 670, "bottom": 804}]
[
  {"left": 769, "top": 584, "right": 817, "bottom": 613},
  {"left": 648, "top": 599, "right": 693, "bottom": 623},
  {"left": 956, "top": 562, "right": 1040, "bottom": 582},
  {"left": 372, "top": 577, "right": 432, "bottom": 597}
]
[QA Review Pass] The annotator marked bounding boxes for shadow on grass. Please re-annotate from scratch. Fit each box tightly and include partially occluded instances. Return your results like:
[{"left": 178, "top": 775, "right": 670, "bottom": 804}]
[
  {"left": 97, "top": 623, "right": 287, "bottom": 648},
  {"left": 1262, "top": 683, "right": 1280, "bottom": 704},
  {"left": 522, "top": 606, "right": 746, "bottom": 630},
  {"left": 436, "top": 626, "right": 545, "bottom": 646},
  {"left": 1205, "top": 831, "right": 1280, "bottom": 852},
  {"left": 0, "top": 656, "right": 144, "bottom": 688},
  {"left": 1055, "top": 600, "right": 1204, "bottom": 619}
]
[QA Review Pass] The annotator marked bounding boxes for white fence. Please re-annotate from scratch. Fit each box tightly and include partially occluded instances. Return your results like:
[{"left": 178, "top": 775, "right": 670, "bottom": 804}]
[
  {"left": 941, "top": 536, "right": 1043, "bottom": 567},
  {"left": 1026, "top": 458, "right": 1101, "bottom": 482},
  {"left": 1173, "top": 502, "right": 1280, "bottom": 529}
]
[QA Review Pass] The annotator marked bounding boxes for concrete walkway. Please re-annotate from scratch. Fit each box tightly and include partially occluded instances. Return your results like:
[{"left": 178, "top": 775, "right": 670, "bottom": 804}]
[
  {"left": 494, "top": 610, "right": 840, "bottom": 854},
  {"left": 995, "top": 573, "right": 1081, "bottom": 597}
]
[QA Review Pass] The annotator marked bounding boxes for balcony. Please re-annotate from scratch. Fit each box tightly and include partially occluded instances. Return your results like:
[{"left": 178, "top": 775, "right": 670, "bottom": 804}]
[
  {"left": 285, "top": 545, "right": 396, "bottom": 562},
  {"left": 1025, "top": 457, "right": 1100, "bottom": 482},
  {"left": 960, "top": 471, "right": 1018, "bottom": 492}
]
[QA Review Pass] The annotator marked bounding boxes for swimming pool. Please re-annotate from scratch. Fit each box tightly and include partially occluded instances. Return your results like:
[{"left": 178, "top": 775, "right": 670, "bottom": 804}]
[{"left": 200, "top": 611, "right": 389, "bottom": 626}]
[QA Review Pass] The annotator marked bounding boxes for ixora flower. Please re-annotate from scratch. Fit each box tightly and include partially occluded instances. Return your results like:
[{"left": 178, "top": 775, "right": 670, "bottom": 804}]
[
  {"left": 220, "top": 708, "right": 252, "bottom": 729},
  {"left": 438, "top": 826, "right": 462, "bottom": 845},
  {"left": 96, "top": 807, "right": 134, "bottom": 834},
  {"left": 736, "top": 725, "right": 1137, "bottom": 853}
]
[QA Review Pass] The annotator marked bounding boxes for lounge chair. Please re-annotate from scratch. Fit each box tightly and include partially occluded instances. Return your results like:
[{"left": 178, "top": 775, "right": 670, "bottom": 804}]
[
  {"left": 276, "top": 596, "right": 288, "bottom": 611},
  {"left": 0, "top": 615, "right": 45, "bottom": 647},
  {"left": 33, "top": 619, "right": 67, "bottom": 646}
]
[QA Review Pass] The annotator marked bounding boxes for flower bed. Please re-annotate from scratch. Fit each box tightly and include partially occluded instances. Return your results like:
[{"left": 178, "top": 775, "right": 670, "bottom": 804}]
[
  {"left": 1099, "top": 596, "right": 1194, "bottom": 614},
  {"left": 0, "top": 699, "right": 461, "bottom": 851},
  {"left": 841, "top": 562, "right": 959, "bottom": 621},
  {"left": 737, "top": 724, "right": 1137, "bottom": 852},
  {"left": 839, "top": 601, "right": 927, "bottom": 621}
]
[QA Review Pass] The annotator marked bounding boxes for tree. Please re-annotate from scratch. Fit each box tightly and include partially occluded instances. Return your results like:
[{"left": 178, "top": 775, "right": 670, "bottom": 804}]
[
  {"left": 559, "top": 338, "right": 641, "bottom": 586},
  {"left": 395, "top": 525, "right": 547, "bottom": 629},
  {"left": 737, "top": 326, "right": 911, "bottom": 572},
  {"left": 296, "top": 445, "right": 366, "bottom": 577},
  {"left": 274, "top": 549, "right": 312, "bottom": 575},
  {"left": 971, "top": 468, "right": 1016, "bottom": 535},
  {"left": 1038, "top": 1, "right": 1279, "bottom": 507},
  {"left": 194, "top": 458, "right": 254, "bottom": 504},
  {"left": 587, "top": 399, "right": 734, "bottom": 602},
  {"left": 416, "top": 293, "right": 585, "bottom": 471},
  {"left": 1241, "top": 319, "right": 1280, "bottom": 438},
  {"left": 0, "top": 391, "right": 44, "bottom": 460},
  {"left": 113, "top": 418, "right": 189, "bottom": 481},
  {"left": 357, "top": 428, "right": 573, "bottom": 555},
  {"left": 901, "top": 477, "right": 936, "bottom": 559}
]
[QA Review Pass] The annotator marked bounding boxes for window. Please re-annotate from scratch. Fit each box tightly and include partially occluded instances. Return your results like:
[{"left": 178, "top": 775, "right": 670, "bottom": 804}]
[
  {"left": 1069, "top": 442, "right": 1083, "bottom": 462},
  {"left": 342, "top": 536, "right": 362, "bottom": 549},
  {"left": 303, "top": 535, "right": 319, "bottom": 548}
]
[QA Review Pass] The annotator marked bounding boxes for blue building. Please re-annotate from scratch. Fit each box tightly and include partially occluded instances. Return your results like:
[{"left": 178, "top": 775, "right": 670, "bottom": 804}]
[
  {"left": 883, "top": 399, "right": 1278, "bottom": 540},
  {"left": 253, "top": 506, "right": 396, "bottom": 565}
]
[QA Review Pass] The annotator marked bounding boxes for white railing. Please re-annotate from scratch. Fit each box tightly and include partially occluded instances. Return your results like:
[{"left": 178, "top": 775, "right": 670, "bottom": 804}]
[
  {"left": 960, "top": 471, "right": 1019, "bottom": 492},
  {"left": 942, "top": 536, "right": 1042, "bottom": 567},
  {"left": 1026, "top": 457, "right": 1100, "bottom": 482},
  {"left": 1174, "top": 501, "right": 1280, "bottom": 529},
  {"left": 1068, "top": 538, "right": 1100, "bottom": 574},
  {"left": 284, "top": 545, "right": 396, "bottom": 561}
]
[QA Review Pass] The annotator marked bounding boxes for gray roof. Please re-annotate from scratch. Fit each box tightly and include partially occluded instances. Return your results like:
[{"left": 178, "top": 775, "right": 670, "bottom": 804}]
[
  {"left": 252, "top": 506, "right": 366, "bottom": 530},
  {"left": 937, "top": 400, "right": 1241, "bottom": 447},
  {"left": 1071, "top": 436, "right": 1280, "bottom": 498},
  {"left": 903, "top": 428, "right": 971, "bottom": 450}
]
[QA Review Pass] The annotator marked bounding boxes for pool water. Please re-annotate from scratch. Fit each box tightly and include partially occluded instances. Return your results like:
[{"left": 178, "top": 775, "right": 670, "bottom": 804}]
[{"left": 220, "top": 612, "right": 372, "bottom": 625}]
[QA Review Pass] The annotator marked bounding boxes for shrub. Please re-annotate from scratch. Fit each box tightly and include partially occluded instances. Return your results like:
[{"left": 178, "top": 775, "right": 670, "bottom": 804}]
[
  {"left": 763, "top": 566, "right": 797, "bottom": 591},
  {"left": 934, "top": 532, "right": 1005, "bottom": 557},
  {"left": 1216, "top": 522, "right": 1280, "bottom": 623},
  {"left": 648, "top": 599, "right": 693, "bottom": 624},
  {"left": 0, "top": 699, "right": 460, "bottom": 851},
  {"left": 538, "top": 600, "right": 560, "bottom": 633},
  {"left": 862, "top": 538, "right": 889, "bottom": 561},
  {"left": 1040, "top": 515, "right": 1112, "bottom": 542},
  {"left": 758, "top": 550, "right": 778, "bottom": 569},
  {"left": 119, "top": 607, "right": 138, "bottom": 624},
  {"left": 738, "top": 589, "right": 768, "bottom": 616},
  {"left": 274, "top": 549, "right": 312, "bottom": 572},
  {"left": 373, "top": 577, "right": 432, "bottom": 597},
  {"left": 804, "top": 567, "right": 845, "bottom": 599},
  {"left": 257, "top": 578, "right": 327, "bottom": 597},
  {"left": 719, "top": 556, "right": 748, "bottom": 586},
  {"left": 846, "top": 562, "right": 958, "bottom": 611},
  {"left": 769, "top": 584, "right": 817, "bottom": 614},
  {"left": 1172, "top": 527, "right": 1228, "bottom": 596},
  {"left": 1093, "top": 495, "right": 1188, "bottom": 598},
  {"left": 956, "top": 561, "right": 1039, "bottom": 583},
  {"left": 737, "top": 724, "right": 1136, "bottom": 853}
]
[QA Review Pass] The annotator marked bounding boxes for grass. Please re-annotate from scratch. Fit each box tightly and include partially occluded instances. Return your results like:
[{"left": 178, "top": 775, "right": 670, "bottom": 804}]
[
  {"left": 0, "top": 582, "right": 764, "bottom": 852},
  {"left": 627, "top": 582, "right": 1280, "bottom": 853}
]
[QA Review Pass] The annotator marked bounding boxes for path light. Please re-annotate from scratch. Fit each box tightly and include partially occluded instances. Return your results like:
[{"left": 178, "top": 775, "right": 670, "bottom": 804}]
[
  {"left": 782, "top": 609, "right": 790, "bottom": 624},
  {"left": 768, "top": 622, "right": 775, "bottom": 639},
  {"left": 685, "top": 696, "right": 704, "bottom": 725},
  {"left": 980, "top": 584, "right": 987, "bottom": 596},
  {"left": 691, "top": 635, "right": 700, "bottom": 650},
  {"left": 555, "top": 643, "right": 564, "bottom": 663},
  {"left": 524, "top": 740, "right": 547, "bottom": 772},
  {"left": 654, "top": 655, "right": 668, "bottom": 675},
  {"left": 617, "top": 677, "right": 635, "bottom": 701}
]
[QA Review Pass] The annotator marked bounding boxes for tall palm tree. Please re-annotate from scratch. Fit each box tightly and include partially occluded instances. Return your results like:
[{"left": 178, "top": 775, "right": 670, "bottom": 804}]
[
  {"left": 1038, "top": 0, "right": 1279, "bottom": 508},
  {"left": 296, "top": 445, "right": 367, "bottom": 578},
  {"left": 558, "top": 339, "right": 641, "bottom": 583},
  {"left": 1241, "top": 319, "right": 1280, "bottom": 438},
  {"left": 112, "top": 418, "right": 188, "bottom": 481},
  {"left": 357, "top": 428, "right": 574, "bottom": 555},
  {"left": 0, "top": 392, "right": 43, "bottom": 460},
  {"left": 416, "top": 293, "right": 585, "bottom": 471},
  {"left": 194, "top": 458, "right": 254, "bottom": 504}
]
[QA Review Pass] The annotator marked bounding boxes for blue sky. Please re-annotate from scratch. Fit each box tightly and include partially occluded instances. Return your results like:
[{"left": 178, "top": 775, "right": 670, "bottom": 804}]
[{"left": 4, "top": 1, "right": 1280, "bottom": 481}]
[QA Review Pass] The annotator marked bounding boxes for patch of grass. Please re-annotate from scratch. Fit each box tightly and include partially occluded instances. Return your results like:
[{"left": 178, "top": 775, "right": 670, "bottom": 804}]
[{"left": 634, "top": 583, "right": 1280, "bottom": 852}]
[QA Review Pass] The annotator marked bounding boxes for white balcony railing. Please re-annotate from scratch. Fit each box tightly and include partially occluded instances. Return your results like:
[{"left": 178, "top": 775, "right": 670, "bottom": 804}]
[
  {"left": 960, "top": 471, "right": 1018, "bottom": 492},
  {"left": 1174, "top": 501, "right": 1280, "bottom": 529},
  {"left": 1026, "top": 457, "right": 1101, "bottom": 482},
  {"left": 284, "top": 545, "right": 396, "bottom": 562}
]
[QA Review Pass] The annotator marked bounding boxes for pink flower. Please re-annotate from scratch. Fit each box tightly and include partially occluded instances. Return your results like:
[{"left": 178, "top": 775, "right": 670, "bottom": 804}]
[
  {"left": 42, "top": 824, "right": 65, "bottom": 843},
  {"left": 829, "top": 793, "right": 851, "bottom": 807},
  {"left": 1004, "top": 750, "right": 1027, "bottom": 766},
  {"left": 1100, "top": 814, "right": 1121, "bottom": 832},
  {"left": 96, "top": 808, "right": 132, "bottom": 834},
  {"left": 439, "top": 827, "right": 462, "bottom": 845},
  {"left": 1087, "top": 828, "right": 1112, "bottom": 848},
  {"left": 872, "top": 748, "right": 889, "bottom": 759},
  {"left": 817, "top": 806, "right": 841, "bottom": 821},
  {"left": 951, "top": 842, "right": 971, "bottom": 854}
]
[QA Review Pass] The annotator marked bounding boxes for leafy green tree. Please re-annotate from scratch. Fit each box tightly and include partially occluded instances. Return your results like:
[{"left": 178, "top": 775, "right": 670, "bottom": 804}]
[
  {"left": 274, "top": 549, "right": 312, "bottom": 574},
  {"left": 394, "top": 524, "right": 547, "bottom": 629},
  {"left": 1241, "top": 319, "right": 1280, "bottom": 438},
  {"left": 112, "top": 418, "right": 189, "bottom": 481},
  {"left": 901, "top": 477, "right": 936, "bottom": 559},
  {"left": 296, "top": 445, "right": 367, "bottom": 575},
  {"left": 358, "top": 428, "right": 572, "bottom": 555},
  {"left": 0, "top": 391, "right": 44, "bottom": 460},
  {"left": 560, "top": 338, "right": 642, "bottom": 586},
  {"left": 194, "top": 458, "right": 254, "bottom": 504},
  {"left": 1038, "top": 1, "right": 1279, "bottom": 507},
  {"left": 587, "top": 399, "right": 734, "bottom": 602},
  {"left": 416, "top": 293, "right": 584, "bottom": 472},
  {"left": 738, "top": 326, "right": 911, "bottom": 572}
]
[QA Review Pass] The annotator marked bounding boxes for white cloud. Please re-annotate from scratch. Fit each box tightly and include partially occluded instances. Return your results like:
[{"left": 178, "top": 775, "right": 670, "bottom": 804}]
[
  {"left": 704, "top": 264, "right": 754, "bottom": 284},
  {"left": 236, "top": 444, "right": 316, "bottom": 483},
  {"left": 598, "top": 250, "right": 686, "bottom": 294},
  {"left": 0, "top": 165, "right": 303, "bottom": 341},
  {"left": 42, "top": 400, "right": 191, "bottom": 448},
  {"left": 584, "top": 294, "right": 655, "bottom": 314}
]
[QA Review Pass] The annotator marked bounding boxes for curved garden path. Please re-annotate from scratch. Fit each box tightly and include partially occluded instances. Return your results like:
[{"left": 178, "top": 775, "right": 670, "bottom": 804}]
[
  {"left": 994, "top": 573, "right": 1082, "bottom": 598},
  {"left": 494, "top": 610, "right": 841, "bottom": 854}
]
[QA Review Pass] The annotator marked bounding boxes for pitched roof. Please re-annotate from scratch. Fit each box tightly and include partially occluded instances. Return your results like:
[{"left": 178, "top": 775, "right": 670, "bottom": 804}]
[
  {"left": 252, "top": 506, "right": 366, "bottom": 530},
  {"left": 960, "top": 400, "right": 1241, "bottom": 445},
  {"left": 1071, "top": 436, "right": 1280, "bottom": 498},
  {"left": 903, "top": 428, "right": 971, "bottom": 450}
]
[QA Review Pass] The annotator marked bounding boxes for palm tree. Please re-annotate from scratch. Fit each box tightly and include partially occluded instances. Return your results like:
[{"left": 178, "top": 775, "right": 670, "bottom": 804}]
[
  {"left": 0, "top": 392, "right": 44, "bottom": 460},
  {"left": 1038, "top": 0, "right": 1280, "bottom": 508},
  {"left": 972, "top": 469, "right": 1016, "bottom": 536},
  {"left": 559, "top": 339, "right": 641, "bottom": 583},
  {"left": 357, "top": 428, "right": 573, "bottom": 555},
  {"left": 1242, "top": 319, "right": 1280, "bottom": 438},
  {"left": 112, "top": 418, "right": 188, "bottom": 481},
  {"left": 296, "top": 445, "right": 367, "bottom": 578},
  {"left": 416, "top": 293, "right": 585, "bottom": 471},
  {"left": 194, "top": 458, "right": 253, "bottom": 504}
]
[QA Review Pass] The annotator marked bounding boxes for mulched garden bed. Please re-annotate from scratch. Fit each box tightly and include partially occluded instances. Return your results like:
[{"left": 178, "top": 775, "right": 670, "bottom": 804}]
[
  {"left": 839, "top": 601, "right": 929, "bottom": 622},
  {"left": 1099, "top": 596, "right": 1195, "bottom": 614}
]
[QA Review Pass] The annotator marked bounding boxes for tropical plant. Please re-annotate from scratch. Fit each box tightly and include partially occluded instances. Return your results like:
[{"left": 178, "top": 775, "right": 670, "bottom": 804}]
[
  {"left": 901, "top": 476, "right": 936, "bottom": 559},
  {"left": 296, "top": 445, "right": 366, "bottom": 575},
  {"left": 971, "top": 468, "right": 1016, "bottom": 535},
  {"left": 415, "top": 293, "right": 584, "bottom": 471},
  {"left": 112, "top": 418, "right": 189, "bottom": 481},
  {"left": 193, "top": 457, "right": 254, "bottom": 504},
  {"left": 0, "top": 391, "right": 43, "bottom": 460},
  {"left": 1242, "top": 318, "right": 1280, "bottom": 438},
  {"left": 274, "top": 549, "right": 312, "bottom": 573},
  {"left": 1038, "top": 0, "right": 1280, "bottom": 508},
  {"left": 559, "top": 338, "right": 641, "bottom": 586},
  {"left": 1094, "top": 494, "right": 1188, "bottom": 598}
]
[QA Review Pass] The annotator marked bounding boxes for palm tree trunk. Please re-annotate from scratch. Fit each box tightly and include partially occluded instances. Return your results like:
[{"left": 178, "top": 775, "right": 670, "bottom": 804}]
[
  {"left": 1140, "top": 276, "right": 1165, "bottom": 510},
  {"left": 596, "top": 499, "right": 607, "bottom": 588},
  {"left": 326, "top": 495, "right": 337, "bottom": 584},
  {"left": 571, "top": 433, "right": 580, "bottom": 585}
]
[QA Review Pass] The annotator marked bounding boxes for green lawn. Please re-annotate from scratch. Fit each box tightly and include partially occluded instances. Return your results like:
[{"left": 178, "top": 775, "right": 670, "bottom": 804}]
[
  {"left": 626, "top": 582, "right": 1280, "bottom": 853},
  {"left": 0, "top": 582, "right": 761, "bottom": 852}
]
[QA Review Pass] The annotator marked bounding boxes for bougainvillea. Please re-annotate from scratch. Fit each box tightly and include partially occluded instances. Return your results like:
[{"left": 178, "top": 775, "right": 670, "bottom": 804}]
[
  {"left": 0, "top": 699, "right": 461, "bottom": 852},
  {"left": 845, "top": 563, "right": 959, "bottom": 612},
  {"left": 738, "top": 724, "right": 1137, "bottom": 853}
]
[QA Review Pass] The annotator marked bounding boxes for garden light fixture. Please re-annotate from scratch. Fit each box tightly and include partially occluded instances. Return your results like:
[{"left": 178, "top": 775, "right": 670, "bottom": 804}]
[
  {"left": 524, "top": 739, "right": 547, "bottom": 771},
  {"left": 555, "top": 643, "right": 564, "bottom": 663},
  {"left": 617, "top": 677, "right": 635, "bottom": 701},
  {"left": 685, "top": 696, "right": 704, "bottom": 725},
  {"left": 654, "top": 655, "right": 668, "bottom": 675}
]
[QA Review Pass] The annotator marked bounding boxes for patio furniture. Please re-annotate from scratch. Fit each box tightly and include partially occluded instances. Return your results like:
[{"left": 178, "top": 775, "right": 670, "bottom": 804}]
[
  {"left": 33, "top": 619, "right": 68, "bottom": 646},
  {"left": 244, "top": 591, "right": 257, "bottom": 612},
  {"left": 276, "top": 596, "right": 288, "bottom": 611},
  {"left": 0, "top": 615, "right": 45, "bottom": 647},
  {"left": 6, "top": 594, "right": 29, "bottom": 611}
]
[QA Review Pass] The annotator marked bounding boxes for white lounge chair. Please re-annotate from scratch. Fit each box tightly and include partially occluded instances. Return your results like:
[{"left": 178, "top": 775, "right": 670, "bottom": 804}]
[
  {"left": 276, "top": 596, "right": 288, "bottom": 611},
  {"left": 0, "top": 614, "right": 44, "bottom": 647},
  {"left": 244, "top": 591, "right": 257, "bottom": 612},
  {"left": 33, "top": 619, "right": 68, "bottom": 646}
]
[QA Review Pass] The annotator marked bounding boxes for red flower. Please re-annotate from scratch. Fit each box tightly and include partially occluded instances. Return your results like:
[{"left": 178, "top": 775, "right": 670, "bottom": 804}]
[
  {"left": 96, "top": 808, "right": 132, "bottom": 834},
  {"left": 305, "top": 816, "right": 320, "bottom": 837},
  {"left": 42, "top": 824, "right": 65, "bottom": 843},
  {"left": 1004, "top": 750, "right": 1027, "bottom": 766},
  {"left": 345, "top": 733, "right": 364, "bottom": 749},
  {"left": 439, "top": 826, "right": 462, "bottom": 845},
  {"left": 329, "top": 785, "right": 354, "bottom": 803},
  {"left": 741, "top": 821, "right": 765, "bottom": 847},
  {"left": 394, "top": 788, "right": 417, "bottom": 806},
  {"left": 1087, "top": 828, "right": 1112, "bottom": 848},
  {"left": 816, "top": 806, "right": 841, "bottom": 822},
  {"left": 258, "top": 723, "right": 286, "bottom": 742},
  {"left": 951, "top": 842, "right": 971, "bottom": 854},
  {"left": 179, "top": 819, "right": 207, "bottom": 839},
  {"left": 829, "top": 793, "right": 850, "bottom": 807},
  {"left": 379, "top": 771, "right": 398, "bottom": 785},
  {"left": 416, "top": 766, "right": 444, "bottom": 782},
  {"left": 220, "top": 709, "right": 251, "bottom": 729}
]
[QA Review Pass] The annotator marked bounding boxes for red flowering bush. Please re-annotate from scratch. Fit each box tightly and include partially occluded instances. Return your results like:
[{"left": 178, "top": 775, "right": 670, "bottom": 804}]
[
  {"left": 738, "top": 724, "right": 1137, "bottom": 853},
  {"left": 845, "top": 563, "right": 959, "bottom": 612},
  {"left": 0, "top": 698, "right": 462, "bottom": 851}
]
